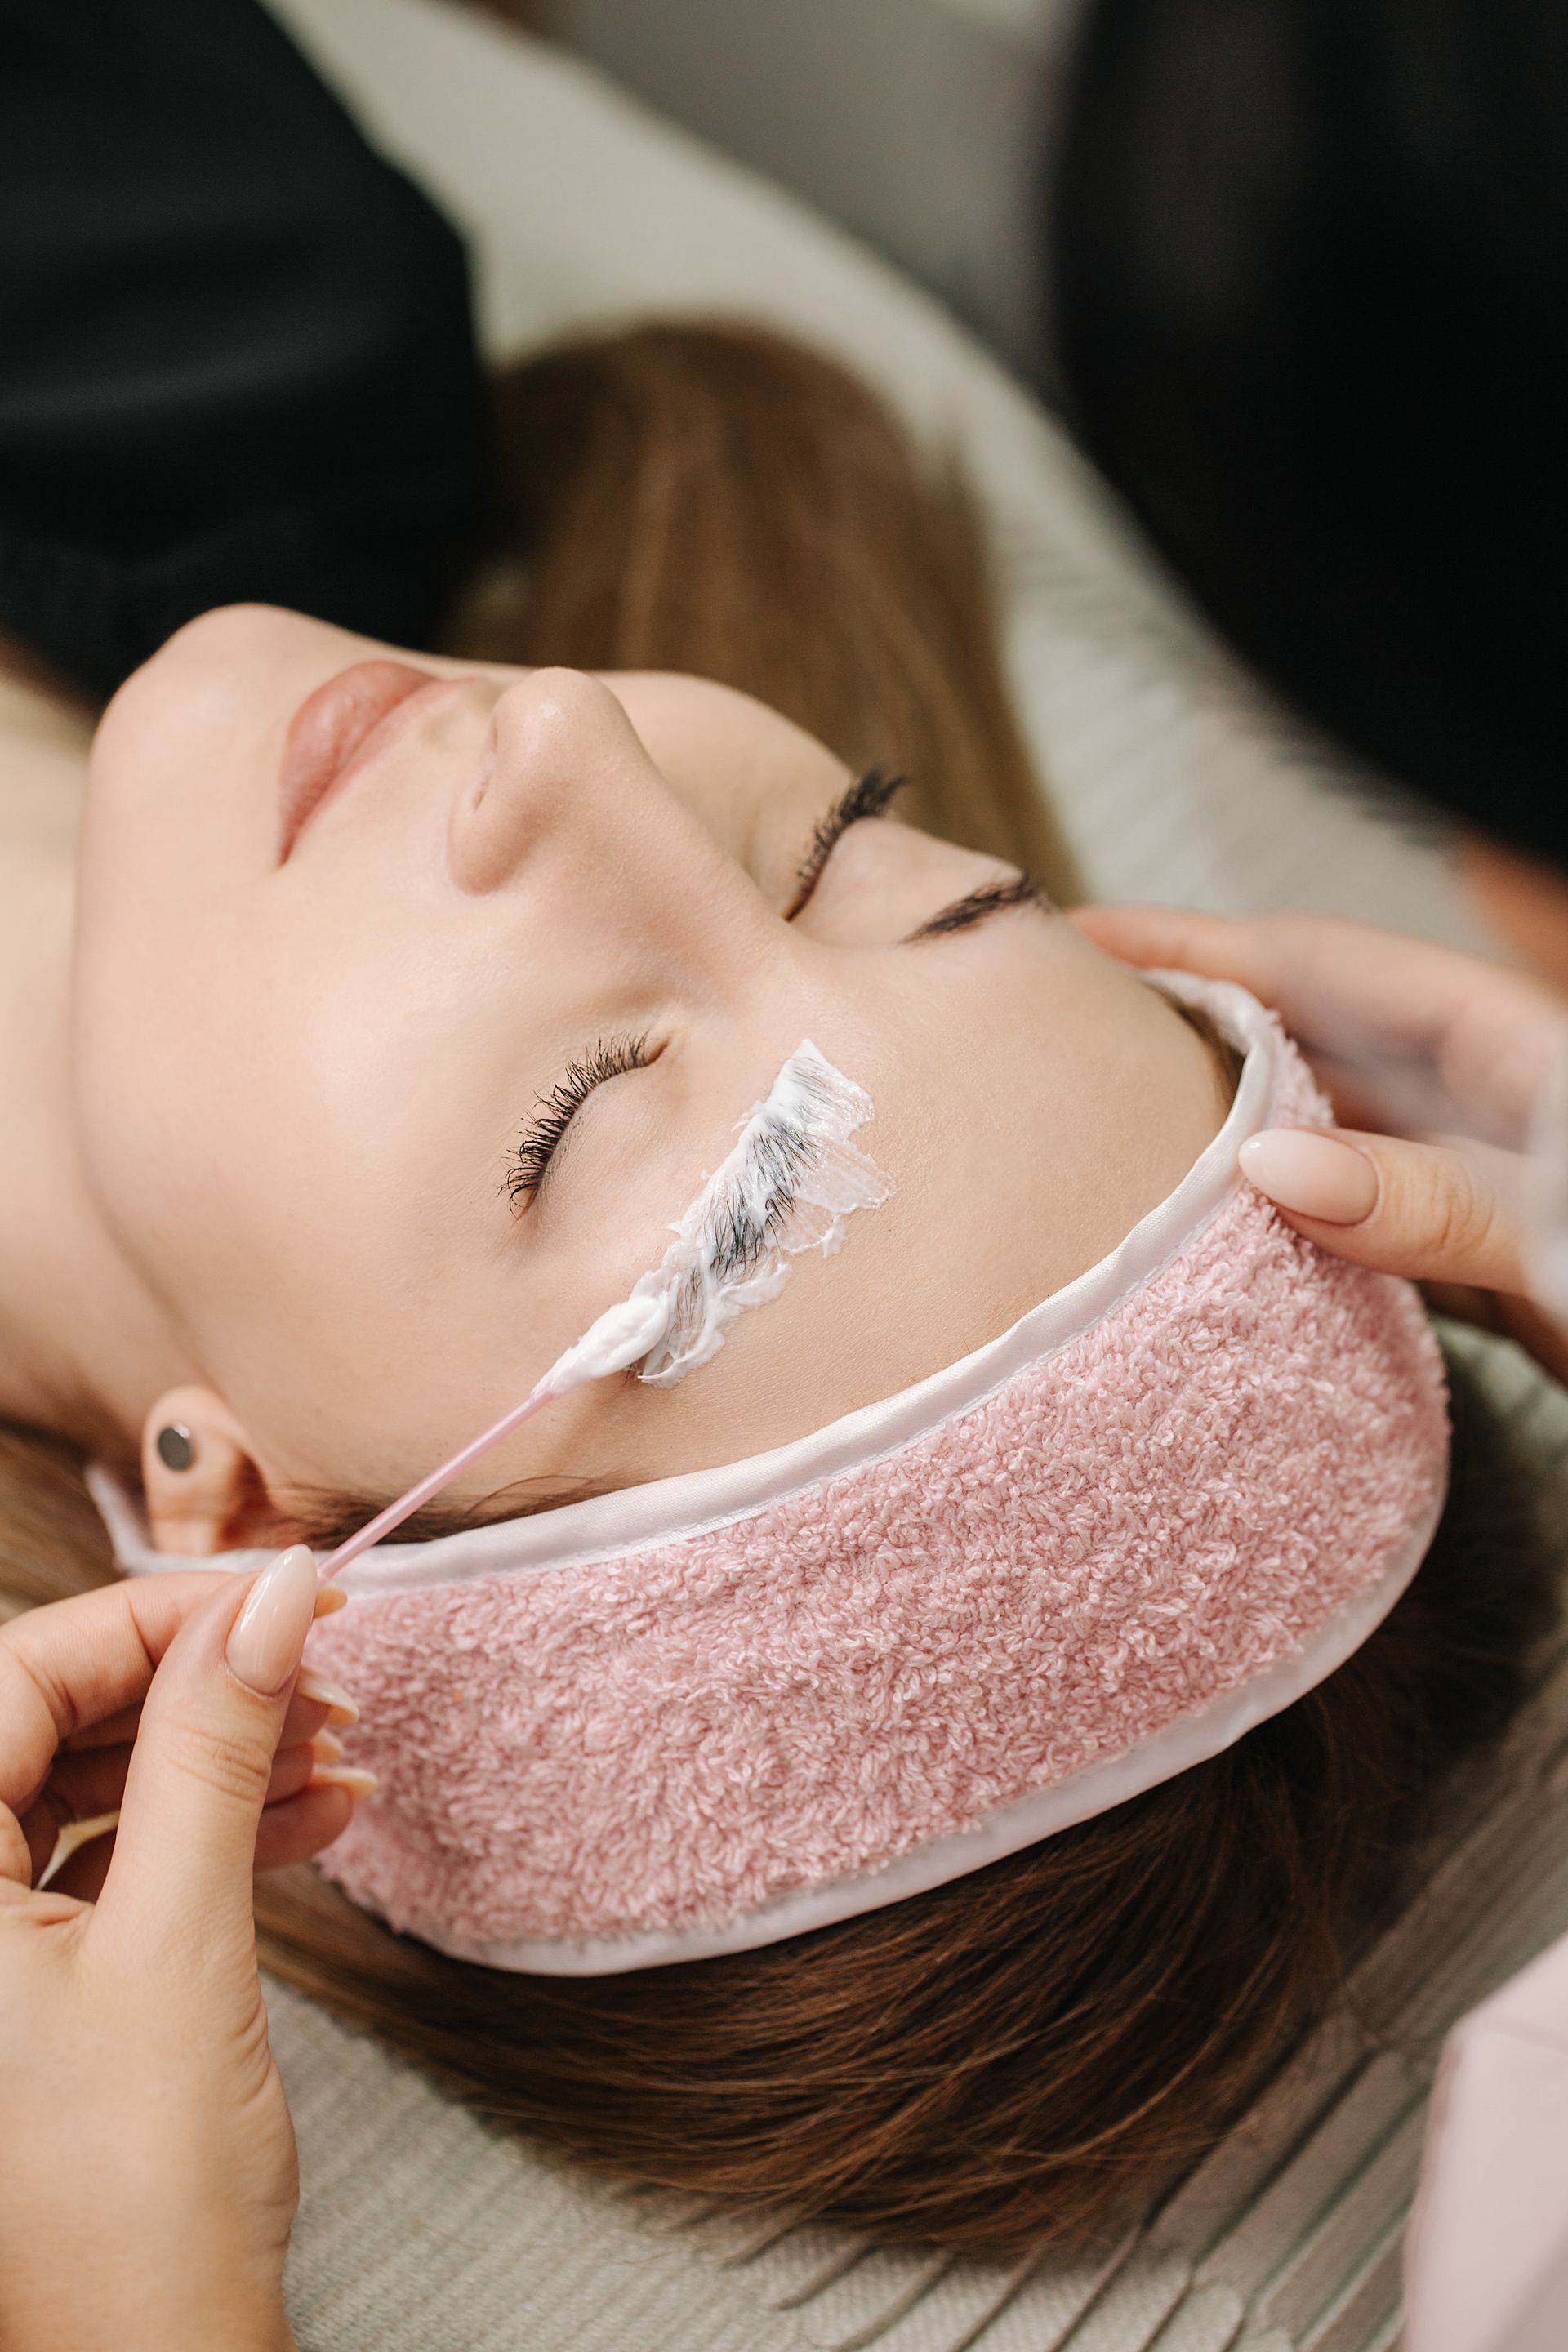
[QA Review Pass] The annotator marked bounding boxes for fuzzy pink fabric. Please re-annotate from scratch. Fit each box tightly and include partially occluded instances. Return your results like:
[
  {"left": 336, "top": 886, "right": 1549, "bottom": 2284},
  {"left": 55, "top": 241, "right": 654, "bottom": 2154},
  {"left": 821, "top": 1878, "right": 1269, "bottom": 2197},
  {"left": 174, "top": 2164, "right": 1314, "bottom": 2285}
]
[{"left": 305, "top": 1049, "right": 1448, "bottom": 1957}]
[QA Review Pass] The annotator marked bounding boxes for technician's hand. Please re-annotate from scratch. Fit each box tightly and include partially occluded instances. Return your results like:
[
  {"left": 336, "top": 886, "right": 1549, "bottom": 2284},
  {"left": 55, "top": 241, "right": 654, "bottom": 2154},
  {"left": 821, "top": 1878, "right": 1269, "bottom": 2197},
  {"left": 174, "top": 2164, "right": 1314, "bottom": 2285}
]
[
  {"left": 1074, "top": 906, "right": 1568, "bottom": 1383},
  {"left": 0, "top": 1552, "right": 368, "bottom": 2352}
]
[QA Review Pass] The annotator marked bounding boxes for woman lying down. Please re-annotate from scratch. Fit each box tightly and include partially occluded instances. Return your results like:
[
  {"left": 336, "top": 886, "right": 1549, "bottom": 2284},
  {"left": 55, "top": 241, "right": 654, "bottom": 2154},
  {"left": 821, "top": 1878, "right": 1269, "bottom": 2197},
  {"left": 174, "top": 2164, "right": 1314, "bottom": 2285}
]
[{"left": 0, "top": 326, "right": 1551, "bottom": 2255}]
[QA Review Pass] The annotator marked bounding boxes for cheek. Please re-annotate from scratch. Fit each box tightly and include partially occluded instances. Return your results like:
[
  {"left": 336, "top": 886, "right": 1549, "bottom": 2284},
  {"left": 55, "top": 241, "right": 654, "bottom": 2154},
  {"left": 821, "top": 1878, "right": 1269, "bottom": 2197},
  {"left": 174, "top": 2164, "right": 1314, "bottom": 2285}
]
[
  {"left": 67, "top": 938, "right": 503, "bottom": 1477},
  {"left": 70, "top": 946, "right": 278, "bottom": 1343},
  {"left": 80, "top": 604, "right": 379, "bottom": 951},
  {"left": 70, "top": 887, "right": 372, "bottom": 1347}
]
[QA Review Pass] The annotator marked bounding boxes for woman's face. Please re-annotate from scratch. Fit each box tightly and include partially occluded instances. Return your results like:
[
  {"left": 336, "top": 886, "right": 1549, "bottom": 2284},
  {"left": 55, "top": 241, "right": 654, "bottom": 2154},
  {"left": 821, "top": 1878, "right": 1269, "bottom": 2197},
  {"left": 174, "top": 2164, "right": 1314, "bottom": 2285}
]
[{"left": 72, "top": 605, "right": 1223, "bottom": 1539}]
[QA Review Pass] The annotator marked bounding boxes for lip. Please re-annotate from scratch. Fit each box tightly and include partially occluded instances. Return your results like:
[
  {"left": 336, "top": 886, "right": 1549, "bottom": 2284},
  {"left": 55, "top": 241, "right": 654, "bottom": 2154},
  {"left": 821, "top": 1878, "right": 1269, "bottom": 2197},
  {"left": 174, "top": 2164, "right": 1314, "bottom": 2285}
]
[{"left": 277, "top": 661, "right": 459, "bottom": 862}]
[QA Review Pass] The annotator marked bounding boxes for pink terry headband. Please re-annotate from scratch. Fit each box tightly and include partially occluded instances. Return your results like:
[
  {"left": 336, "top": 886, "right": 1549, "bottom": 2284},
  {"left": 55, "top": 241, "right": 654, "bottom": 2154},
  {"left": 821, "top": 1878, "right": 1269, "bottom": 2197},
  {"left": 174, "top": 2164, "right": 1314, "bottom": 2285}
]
[{"left": 90, "top": 977, "right": 1450, "bottom": 1975}]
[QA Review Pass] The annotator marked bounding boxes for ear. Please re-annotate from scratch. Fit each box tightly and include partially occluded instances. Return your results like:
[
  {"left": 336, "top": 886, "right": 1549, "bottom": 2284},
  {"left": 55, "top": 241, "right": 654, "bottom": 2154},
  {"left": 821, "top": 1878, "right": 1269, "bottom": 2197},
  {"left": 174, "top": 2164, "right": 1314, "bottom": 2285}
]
[{"left": 140, "top": 1383, "right": 294, "bottom": 1556}]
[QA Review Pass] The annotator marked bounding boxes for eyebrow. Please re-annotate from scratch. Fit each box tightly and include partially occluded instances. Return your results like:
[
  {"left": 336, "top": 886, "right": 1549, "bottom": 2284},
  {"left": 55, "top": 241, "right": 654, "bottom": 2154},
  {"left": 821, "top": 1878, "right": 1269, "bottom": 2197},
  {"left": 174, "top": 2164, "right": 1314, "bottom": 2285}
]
[
  {"left": 901, "top": 867, "right": 1048, "bottom": 942},
  {"left": 792, "top": 792, "right": 1052, "bottom": 948}
]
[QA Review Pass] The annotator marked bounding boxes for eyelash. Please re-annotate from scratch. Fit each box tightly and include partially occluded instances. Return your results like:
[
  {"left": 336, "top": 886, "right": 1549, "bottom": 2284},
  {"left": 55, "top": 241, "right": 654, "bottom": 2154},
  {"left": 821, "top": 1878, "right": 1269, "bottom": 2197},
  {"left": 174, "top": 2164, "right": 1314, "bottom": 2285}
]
[
  {"left": 908, "top": 870, "right": 1041, "bottom": 938},
  {"left": 784, "top": 767, "right": 909, "bottom": 920},
  {"left": 505, "top": 1031, "right": 656, "bottom": 1210}
]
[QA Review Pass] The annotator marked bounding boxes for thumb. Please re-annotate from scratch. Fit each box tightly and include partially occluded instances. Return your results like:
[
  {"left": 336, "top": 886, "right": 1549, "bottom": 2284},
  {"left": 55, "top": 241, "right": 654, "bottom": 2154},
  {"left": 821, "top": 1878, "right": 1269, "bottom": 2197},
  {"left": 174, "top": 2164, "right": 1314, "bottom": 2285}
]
[
  {"left": 97, "top": 1546, "right": 319, "bottom": 1957},
  {"left": 1238, "top": 1127, "right": 1528, "bottom": 1294}
]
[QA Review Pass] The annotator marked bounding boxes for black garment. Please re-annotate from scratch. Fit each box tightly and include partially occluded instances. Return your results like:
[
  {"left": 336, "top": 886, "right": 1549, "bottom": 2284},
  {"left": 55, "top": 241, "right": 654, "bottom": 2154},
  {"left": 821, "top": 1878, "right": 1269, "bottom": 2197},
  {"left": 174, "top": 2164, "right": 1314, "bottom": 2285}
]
[
  {"left": 1052, "top": 0, "right": 1568, "bottom": 871},
  {"left": 0, "top": 0, "right": 483, "bottom": 697}
]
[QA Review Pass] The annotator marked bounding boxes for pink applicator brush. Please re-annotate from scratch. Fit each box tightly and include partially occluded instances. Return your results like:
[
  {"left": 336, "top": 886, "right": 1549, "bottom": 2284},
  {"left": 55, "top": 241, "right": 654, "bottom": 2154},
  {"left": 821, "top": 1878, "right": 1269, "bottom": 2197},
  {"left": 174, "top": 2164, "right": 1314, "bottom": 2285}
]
[
  {"left": 313, "top": 1039, "right": 892, "bottom": 1584},
  {"left": 314, "top": 1291, "right": 672, "bottom": 1583}
]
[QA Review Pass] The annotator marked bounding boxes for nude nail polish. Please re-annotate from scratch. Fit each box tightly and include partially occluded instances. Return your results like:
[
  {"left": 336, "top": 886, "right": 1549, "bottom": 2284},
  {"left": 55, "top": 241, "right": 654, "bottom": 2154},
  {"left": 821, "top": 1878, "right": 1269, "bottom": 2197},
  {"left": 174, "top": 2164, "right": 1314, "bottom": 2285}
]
[
  {"left": 225, "top": 1545, "right": 319, "bottom": 1696},
  {"left": 1240, "top": 1129, "right": 1380, "bottom": 1224},
  {"left": 310, "top": 1764, "right": 379, "bottom": 1802},
  {"left": 294, "top": 1667, "right": 361, "bottom": 1724}
]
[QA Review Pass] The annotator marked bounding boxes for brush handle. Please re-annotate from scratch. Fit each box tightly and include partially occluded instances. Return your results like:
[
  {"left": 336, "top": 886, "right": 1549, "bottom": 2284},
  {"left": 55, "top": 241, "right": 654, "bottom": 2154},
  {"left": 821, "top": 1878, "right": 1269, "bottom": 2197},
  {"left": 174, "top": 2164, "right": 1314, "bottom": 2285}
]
[
  {"left": 314, "top": 1381, "right": 555, "bottom": 1581},
  {"left": 313, "top": 1290, "right": 673, "bottom": 1582}
]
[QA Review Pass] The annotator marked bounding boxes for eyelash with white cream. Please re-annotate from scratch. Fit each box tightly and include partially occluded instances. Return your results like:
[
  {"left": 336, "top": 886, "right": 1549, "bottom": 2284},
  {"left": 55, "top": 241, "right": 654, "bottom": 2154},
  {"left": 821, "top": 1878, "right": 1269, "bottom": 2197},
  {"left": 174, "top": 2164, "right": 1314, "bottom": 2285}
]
[{"left": 631, "top": 1040, "right": 896, "bottom": 1387}]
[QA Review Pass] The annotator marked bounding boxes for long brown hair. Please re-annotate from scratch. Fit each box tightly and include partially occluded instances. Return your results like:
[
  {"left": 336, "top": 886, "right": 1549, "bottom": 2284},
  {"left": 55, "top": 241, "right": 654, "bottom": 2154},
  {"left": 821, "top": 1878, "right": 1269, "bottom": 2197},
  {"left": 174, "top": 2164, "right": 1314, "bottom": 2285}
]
[
  {"left": 0, "top": 323, "right": 1552, "bottom": 2255},
  {"left": 443, "top": 321, "right": 1081, "bottom": 897}
]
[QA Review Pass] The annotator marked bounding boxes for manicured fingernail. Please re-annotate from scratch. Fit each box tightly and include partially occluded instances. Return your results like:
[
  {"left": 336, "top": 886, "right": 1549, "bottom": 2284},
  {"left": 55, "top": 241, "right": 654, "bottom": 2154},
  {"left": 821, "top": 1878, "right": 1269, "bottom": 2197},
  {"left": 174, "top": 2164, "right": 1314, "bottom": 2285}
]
[
  {"left": 226, "top": 1546, "right": 319, "bottom": 1697},
  {"left": 308, "top": 1731, "right": 345, "bottom": 1765},
  {"left": 310, "top": 1764, "right": 378, "bottom": 1802},
  {"left": 313, "top": 1584, "right": 348, "bottom": 1618},
  {"left": 294, "top": 1668, "right": 360, "bottom": 1724},
  {"left": 1240, "top": 1129, "right": 1380, "bottom": 1223}
]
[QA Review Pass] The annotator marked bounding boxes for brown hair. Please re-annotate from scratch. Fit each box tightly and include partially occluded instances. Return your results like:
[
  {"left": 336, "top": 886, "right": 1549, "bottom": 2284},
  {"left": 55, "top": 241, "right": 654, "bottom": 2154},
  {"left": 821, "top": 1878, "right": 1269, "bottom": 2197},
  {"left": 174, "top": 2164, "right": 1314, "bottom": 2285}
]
[
  {"left": 0, "top": 323, "right": 1553, "bottom": 2255},
  {"left": 442, "top": 320, "right": 1082, "bottom": 898}
]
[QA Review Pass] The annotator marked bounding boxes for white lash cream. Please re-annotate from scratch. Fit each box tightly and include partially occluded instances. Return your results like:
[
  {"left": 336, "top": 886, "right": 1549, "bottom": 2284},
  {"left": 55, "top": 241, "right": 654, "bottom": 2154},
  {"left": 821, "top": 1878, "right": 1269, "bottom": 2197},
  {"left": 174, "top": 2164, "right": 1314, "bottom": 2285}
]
[
  {"left": 318, "top": 1041, "right": 890, "bottom": 1579},
  {"left": 587, "top": 1036, "right": 893, "bottom": 1391}
]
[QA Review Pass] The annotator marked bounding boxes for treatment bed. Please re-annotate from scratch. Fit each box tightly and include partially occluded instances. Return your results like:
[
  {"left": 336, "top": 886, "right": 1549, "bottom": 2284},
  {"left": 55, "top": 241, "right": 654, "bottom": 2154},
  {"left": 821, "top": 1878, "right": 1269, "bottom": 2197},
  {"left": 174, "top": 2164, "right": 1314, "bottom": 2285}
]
[{"left": 252, "top": 7, "right": 1568, "bottom": 2343}]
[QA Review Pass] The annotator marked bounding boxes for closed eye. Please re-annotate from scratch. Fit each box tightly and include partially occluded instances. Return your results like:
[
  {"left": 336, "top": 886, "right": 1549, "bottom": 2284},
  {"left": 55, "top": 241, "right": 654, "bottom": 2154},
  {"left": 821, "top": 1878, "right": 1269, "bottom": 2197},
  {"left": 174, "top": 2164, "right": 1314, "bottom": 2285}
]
[
  {"left": 503, "top": 1032, "right": 660, "bottom": 1211},
  {"left": 902, "top": 870, "right": 1045, "bottom": 940},
  {"left": 783, "top": 768, "right": 910, "bottom": 920},
  {"left": 785, "top": 768, "right": 1049, "bottom": 941}
]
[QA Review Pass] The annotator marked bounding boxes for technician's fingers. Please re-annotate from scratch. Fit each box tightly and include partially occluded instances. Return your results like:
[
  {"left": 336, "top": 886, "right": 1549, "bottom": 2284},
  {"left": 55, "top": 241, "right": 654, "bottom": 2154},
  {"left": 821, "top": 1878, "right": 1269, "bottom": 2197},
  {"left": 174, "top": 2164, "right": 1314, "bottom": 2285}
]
[
  {"left": 0, "top": 1573, "right": 235, "bottom": 1893},
  {"left": 65, "top": 1670, "right": 343, "bottom": 1757},
  {"left": 1281, "top": 1054, "right": 1404, "bottom": 1139},
  {"left": 96, "top": 1548, "right": 319, "bottom": 1960},
  {"left": 1072, "top": 905, "right": 1564, "bottom": 1140},
  {"left": 1071, "top": 903, "right": 1267, "bottom": 987},
  {"left": 1071, "top": 904, "right": 1487, "bottom": 1030},
  {"left": 1239, "top": 1127, "right": 1529, "bottom": 1295},
  {"left": 252, "top": 1779, "right": 363, "bottom": 1875},
  {"left": 42, "top": 1743, "right": 367, "bottom": 1901},
  {"left": 18, "top": 1736, "right": 334, "bottom": 1889}
]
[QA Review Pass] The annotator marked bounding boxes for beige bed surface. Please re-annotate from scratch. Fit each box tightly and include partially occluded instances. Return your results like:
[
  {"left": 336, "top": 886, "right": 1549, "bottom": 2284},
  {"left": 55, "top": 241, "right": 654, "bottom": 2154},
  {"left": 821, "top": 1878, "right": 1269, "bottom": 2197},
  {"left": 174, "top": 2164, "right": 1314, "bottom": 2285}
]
[{"left": 251, "top": 6, "right": 1566, "bottom": 2344}]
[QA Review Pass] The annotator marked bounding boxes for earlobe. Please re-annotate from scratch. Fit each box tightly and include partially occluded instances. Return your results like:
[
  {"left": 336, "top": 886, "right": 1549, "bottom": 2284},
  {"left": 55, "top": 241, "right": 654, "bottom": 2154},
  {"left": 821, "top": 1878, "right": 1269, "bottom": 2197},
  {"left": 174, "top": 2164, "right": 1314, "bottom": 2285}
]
[{"left": 140, "top": 1384, "right": 284, "bottom": 1556}]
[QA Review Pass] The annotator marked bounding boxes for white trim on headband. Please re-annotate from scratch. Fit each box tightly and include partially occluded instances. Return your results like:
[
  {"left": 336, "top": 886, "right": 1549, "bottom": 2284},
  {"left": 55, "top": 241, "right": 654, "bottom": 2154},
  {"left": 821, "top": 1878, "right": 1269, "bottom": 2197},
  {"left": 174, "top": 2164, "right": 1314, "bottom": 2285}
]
[
  {"left": 413, "top": 1484, "right": 1443, "bottom": 1974},
  {"left": 89, "top": 974, "right": 1285, "bottom": 1595}
]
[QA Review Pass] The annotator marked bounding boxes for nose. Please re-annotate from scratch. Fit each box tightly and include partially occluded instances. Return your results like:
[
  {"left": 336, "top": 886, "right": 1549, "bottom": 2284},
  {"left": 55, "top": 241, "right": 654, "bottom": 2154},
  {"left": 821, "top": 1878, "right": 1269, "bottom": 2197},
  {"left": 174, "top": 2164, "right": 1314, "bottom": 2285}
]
[
  {"left": 445, "top": 669, "right": 781, "bottom": 993},
  {"left": 447, "top": 667, "right": 655, "bottom": 896}
]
